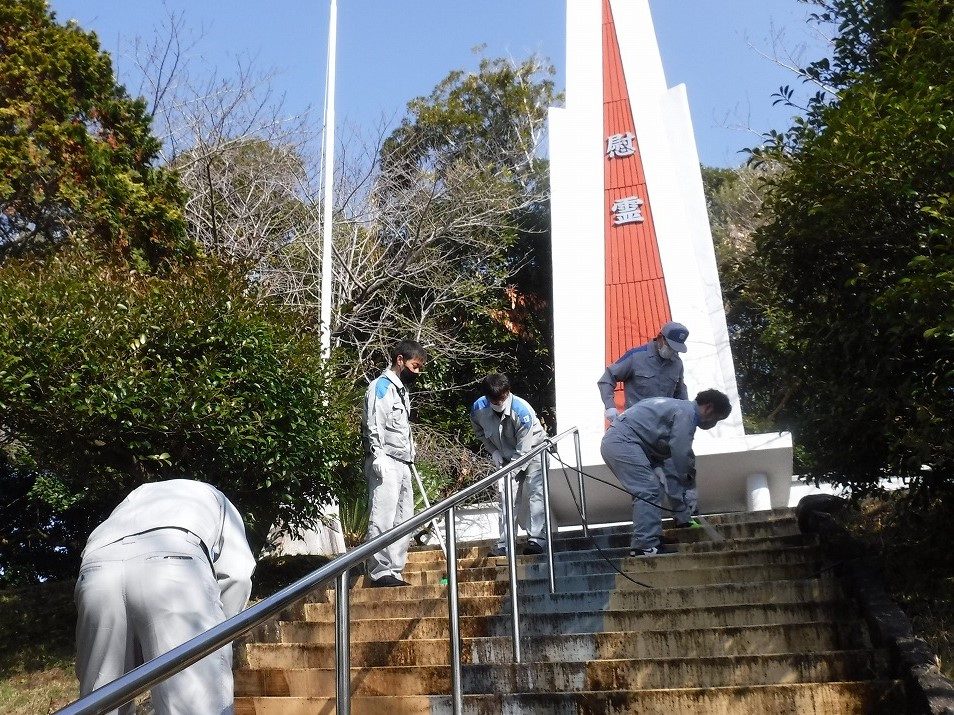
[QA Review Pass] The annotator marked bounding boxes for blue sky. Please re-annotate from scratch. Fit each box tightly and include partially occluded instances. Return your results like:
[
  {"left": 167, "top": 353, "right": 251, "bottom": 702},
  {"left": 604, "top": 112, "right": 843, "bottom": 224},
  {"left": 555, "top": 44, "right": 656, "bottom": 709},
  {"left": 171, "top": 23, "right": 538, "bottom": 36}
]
[{"left": 48, "top": 0, "right": 829, "bottom": 168}]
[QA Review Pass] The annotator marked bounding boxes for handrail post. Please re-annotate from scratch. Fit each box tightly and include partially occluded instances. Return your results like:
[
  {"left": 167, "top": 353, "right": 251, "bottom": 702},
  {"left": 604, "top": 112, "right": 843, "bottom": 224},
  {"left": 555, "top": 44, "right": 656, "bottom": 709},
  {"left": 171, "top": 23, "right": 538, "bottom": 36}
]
[
  {"left": 503, "top": 470, "right": 521, "bottom": 663},
  {"left": 53, "top": 433, "right": 581, "bottom": 715},
  {"left": 541, "top": 448, "right": 556, "bottom": 595},
  {"left": 445, "top": 506, "right": 463, "bottom": 714},
  {"left": 573, "top": 429, "right": 588, "bottom": 538},
  {"left": 335, "top": 570, "right": 351, "bottom": 715}
]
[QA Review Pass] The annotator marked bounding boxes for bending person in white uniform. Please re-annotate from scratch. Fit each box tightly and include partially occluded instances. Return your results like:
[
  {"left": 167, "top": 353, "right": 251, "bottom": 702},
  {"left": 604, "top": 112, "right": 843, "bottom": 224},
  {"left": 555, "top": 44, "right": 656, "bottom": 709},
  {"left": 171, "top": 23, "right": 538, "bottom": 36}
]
[
  {"left": 470, "top": 373, "right": 549, "bottom": 557},
  {"left": 74, "top": 479, "right": 256, "bottom": 715},
  {"left": 363, "top": 340, "right": 428, "bottom": 587}
]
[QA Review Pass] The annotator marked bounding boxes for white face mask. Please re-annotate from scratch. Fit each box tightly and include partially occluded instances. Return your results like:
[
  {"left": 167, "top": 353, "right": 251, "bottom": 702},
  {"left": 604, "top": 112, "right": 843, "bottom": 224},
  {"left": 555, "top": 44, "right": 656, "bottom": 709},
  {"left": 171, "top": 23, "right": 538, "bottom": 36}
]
[
  {"left": 490, "top": 394, "right": 512, "bottom": 413},
  {"left": 657, "top": 342, "right": 675, "bottom": 361}
]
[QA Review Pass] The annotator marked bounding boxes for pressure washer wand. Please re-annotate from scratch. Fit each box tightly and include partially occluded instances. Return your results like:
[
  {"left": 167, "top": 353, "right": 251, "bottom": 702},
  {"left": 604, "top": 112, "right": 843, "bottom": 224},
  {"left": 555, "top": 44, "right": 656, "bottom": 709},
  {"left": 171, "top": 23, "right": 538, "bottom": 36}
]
[
  {"left": 654, "top": 467, "right": 724, "bottom": 543},
  {"left": 411, "top": 463, "right": 448, "bottom": 560}
]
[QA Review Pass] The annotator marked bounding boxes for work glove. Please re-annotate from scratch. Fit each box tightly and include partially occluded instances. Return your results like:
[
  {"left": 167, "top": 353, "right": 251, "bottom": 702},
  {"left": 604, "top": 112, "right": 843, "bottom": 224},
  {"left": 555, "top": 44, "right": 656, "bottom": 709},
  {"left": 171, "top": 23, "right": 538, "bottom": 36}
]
[
  {"left": 371, "top": 455, "right": 388, "bottom": 479},
  {"left": 604, "top": 407, "right": 618, "bottom": 421},
  {"left": 490, "top": 450, "right": 504, "bottom": 468},
  {"left": 653, "top": 466, "right": 667, "bottom": 486}
]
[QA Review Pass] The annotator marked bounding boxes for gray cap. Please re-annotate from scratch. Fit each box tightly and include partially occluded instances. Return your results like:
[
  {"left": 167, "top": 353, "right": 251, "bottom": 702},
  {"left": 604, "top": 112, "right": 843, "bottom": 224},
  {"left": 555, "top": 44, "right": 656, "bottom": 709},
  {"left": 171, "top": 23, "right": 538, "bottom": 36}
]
[{"left": 660, "top": 321, "right": 689, "bottom": 353}]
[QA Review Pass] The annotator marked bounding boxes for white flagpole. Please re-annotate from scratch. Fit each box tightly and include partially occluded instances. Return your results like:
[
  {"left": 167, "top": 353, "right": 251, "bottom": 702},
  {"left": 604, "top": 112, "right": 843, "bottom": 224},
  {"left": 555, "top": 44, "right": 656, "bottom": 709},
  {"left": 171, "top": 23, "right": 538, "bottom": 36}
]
[{"left": 319, "top": 0, "right": 338, "bottom": 358}]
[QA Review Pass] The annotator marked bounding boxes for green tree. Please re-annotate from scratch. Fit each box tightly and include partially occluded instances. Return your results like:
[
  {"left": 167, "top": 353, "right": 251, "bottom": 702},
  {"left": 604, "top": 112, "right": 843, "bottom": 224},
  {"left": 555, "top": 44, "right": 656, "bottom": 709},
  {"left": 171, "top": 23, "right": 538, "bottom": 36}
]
[
  {"left": 0, "top": 0, "right": 188, "bottom": 265},
  {"left": 371, "top": 54, "right": 561, "bottom": 437},
  {"left": 746, "top": 0, "right": 954, "bottom": 489},
  {"left": 0, "top": 3, "right": 369, "bottom": 585},
  {"left": 0, "top": 246, "right": 363, "bottom": 583}
]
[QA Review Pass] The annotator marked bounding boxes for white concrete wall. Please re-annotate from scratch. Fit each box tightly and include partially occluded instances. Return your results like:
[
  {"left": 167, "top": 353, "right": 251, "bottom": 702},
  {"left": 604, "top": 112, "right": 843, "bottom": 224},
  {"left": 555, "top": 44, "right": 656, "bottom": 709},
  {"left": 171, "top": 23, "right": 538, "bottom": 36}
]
[
  {"left": 549, "top": 0, "right": 607, "bottom": 466},
  {"left": 548, "top": 0, "right": 793, "bottom": 520},
  {"left": 613, "top": 1, "right": 742, "bottom": 438}
]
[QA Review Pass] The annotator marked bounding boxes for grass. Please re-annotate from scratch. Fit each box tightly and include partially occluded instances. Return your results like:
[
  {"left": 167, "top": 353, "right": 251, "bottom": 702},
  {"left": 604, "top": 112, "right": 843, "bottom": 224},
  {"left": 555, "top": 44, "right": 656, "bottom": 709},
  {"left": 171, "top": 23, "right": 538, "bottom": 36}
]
[
  {"left": 0, "top": 581, "right": 78, "bottom": 714},
  {"left": 4, "top": 501, "right": 954, "bottom": 711}
]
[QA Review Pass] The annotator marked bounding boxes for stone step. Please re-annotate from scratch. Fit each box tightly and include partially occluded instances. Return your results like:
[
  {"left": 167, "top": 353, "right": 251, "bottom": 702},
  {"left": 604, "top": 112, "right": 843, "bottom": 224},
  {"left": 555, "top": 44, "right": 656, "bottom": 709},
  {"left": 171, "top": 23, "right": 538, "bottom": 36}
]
[
  {"left": 389, "top": 551, "right": 822, "bottom": 588},
  {"left": 400, "top": 518, "right": 806, "bottom": 565},
  {"left": 400, "top": 540, "right": 821, "bottom": 575},
  {"left": 237, "top": 507, "right": 899, "bottom": 713},
  {"left": 236, "top": 649, "right": 889, "bottom": 696},
  {"left": 279, "top": 601, "right": 857, "bottom": 643},
  {"left": 305, "top": 577, "right": 847, "bottom": 621},
  {"left": 241, "top": 620, "right": 874, "bottom": 669},
  {"left": 235, "top": 679, "right": 905, "bottom": 715},
  {"left": 345, "top": 560, "right": 823, "bottom": 598}
]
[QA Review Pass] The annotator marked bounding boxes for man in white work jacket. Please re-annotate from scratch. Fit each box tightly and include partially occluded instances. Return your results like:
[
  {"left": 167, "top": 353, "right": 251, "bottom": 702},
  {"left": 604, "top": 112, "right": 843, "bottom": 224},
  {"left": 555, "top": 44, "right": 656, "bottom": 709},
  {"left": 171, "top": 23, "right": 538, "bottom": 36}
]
[
  {"left": 470, "top": 373, "right": 548, "bottom": 557},
  {"left": 74, "top": 479, "right": 256, "bottom": 715},
  {"left": 362, "top": 339, "right": 428, "bottom": 587}
]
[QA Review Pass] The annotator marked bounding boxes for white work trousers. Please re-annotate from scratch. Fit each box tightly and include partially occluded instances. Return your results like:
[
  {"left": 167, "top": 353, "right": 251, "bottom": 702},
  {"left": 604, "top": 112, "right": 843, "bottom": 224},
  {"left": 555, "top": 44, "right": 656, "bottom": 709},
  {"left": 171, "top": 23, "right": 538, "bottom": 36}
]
[
  {"left": 365, "top": 454, "right": 414, "bottom": 581},
  {"left": 74, "top": 530, "right": 234, "bottom": 715},
  {"left": 496, "top": 455, "right": 546, "bottom": 550}
]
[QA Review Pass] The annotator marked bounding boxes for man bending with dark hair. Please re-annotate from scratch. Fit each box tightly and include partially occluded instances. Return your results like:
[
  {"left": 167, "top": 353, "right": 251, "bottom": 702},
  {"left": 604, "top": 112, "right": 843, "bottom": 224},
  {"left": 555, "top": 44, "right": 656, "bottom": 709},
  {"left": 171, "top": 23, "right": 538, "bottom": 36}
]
[
  {"left": 600, "top": 390, "right": 732, "bottom": 556},
  {"left": 470, "top": 373, "right": 549, "bottom": 556}
]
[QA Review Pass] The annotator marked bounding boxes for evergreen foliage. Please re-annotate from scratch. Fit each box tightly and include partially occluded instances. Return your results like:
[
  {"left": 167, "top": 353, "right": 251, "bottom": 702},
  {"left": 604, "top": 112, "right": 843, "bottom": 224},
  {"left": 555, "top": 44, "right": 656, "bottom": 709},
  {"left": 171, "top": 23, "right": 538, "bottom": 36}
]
[
  {"left": 0, "top": 0, "right": 189, "bottom": 265},
  {"left": 747, "top": 0, "right": 954, "bottom": 489}
]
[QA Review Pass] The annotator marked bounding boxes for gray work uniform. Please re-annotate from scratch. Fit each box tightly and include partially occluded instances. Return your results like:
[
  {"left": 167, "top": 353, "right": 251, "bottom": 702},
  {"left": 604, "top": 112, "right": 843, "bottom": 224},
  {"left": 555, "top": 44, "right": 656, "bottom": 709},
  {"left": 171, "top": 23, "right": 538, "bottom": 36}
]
[
  {"left": 363, "top": 369, "right": 415, "bottom": 582},
  {"left": 74, "top": 479, "right": 255, "bottom": 715},
  {"left": 597, "top": 341, "right": 694, "bottom": 522},
  {"left": 600, "top": 398, "right": 698, "bottom": 551},
  {"left": 597, "top": 340, "right": 688, "bottom": 409},
  {"left": 470, "top": 394, "right": 548, "bottom": 550}
]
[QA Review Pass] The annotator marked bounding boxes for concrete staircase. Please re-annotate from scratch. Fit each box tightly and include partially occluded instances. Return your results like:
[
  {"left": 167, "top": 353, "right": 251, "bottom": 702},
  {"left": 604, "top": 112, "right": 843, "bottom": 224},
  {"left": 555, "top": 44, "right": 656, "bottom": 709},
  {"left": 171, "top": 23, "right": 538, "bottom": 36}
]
[{"left": 234, "top": 509, "right": 906, "bottom": 714}]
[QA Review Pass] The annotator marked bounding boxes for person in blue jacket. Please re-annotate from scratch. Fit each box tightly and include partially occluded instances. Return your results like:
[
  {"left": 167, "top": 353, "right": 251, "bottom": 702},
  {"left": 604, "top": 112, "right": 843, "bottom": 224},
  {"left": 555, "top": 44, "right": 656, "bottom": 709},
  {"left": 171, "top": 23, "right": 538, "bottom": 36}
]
[
  {"left": 598, "top": 321, "right": 699, "bottom": 526},
  {"left": 471, "top": 373, "right": 548, "bottom": 557},
  {"left": 601, "top": 390, "right": 731, "bottom": 556}
]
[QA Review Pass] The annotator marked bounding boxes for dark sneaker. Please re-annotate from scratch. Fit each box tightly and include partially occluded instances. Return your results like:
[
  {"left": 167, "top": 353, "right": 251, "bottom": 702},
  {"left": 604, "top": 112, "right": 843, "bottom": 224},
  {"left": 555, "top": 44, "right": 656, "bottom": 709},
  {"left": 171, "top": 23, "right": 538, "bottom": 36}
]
[
  {"left": 369, "top": 575, "right": 410, "bottom": 587},
  {"left": 629, "top": 544, "right": 678, "bottom": 557},
  {"left": 488, "top": 544, "right": 508, "bottom": 557},
  {"left": 522, "top": 541, "right": 545, "bottom": 556}
]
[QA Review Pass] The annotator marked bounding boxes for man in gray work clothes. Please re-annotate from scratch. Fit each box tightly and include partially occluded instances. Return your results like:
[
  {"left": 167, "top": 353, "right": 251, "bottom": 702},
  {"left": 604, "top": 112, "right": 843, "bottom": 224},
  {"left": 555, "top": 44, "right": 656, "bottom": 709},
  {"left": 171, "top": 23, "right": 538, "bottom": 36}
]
[
  {"left": 75, "top": 479, "right": 256, "bottom": 715},
  {"left": 470, "top": 373, "right": 548, "bottom": 557},
  {"left": 600, "top": 390, "right": 731, "bottom": 556},
  {"left": 598, "top": 321, "right": 697, "bottom": 526},
  {"left": 362, "top": 340, "right": 428, "bottom": 587}
]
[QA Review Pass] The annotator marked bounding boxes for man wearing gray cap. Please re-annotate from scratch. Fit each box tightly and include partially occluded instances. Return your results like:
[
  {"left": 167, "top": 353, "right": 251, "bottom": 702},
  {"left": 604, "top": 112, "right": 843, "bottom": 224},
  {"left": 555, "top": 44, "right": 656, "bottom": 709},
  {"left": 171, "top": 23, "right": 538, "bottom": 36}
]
[{"left": 597, "top": 321, "right": 697, "bottom": 527}]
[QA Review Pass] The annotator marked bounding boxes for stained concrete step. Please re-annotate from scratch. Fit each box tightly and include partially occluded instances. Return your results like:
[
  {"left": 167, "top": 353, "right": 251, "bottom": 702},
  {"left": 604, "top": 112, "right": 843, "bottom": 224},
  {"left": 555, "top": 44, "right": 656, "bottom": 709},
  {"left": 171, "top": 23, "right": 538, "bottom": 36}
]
[
  {"left": 393, "top": 549, "right": 823, "bottom": 587},
  {"left": 242, "top": 620, "right": 874, "bottom": 669},
  {"left": 279, "top": 601, "right": 857, "bottom": 643},
  {"left": 402, "top": 540, "right": 822, "bottom": 575},
  {"left": 236, "top": 648, "right": 889, "bottom": 696},
  {"left": 401, "top": 519, "right": 808, "bottom": 565},
  {"left": 237, "top": 508, "right": 900, "bottom": 713},
  {"left": 306, "top": 577, "right": 848, "bottom": 620},
  {"left": 346, "top": 560, "right": 824, "bottom": 596},
  {"left": 235, "top": 679, "right": 906, "bottom": 715}
]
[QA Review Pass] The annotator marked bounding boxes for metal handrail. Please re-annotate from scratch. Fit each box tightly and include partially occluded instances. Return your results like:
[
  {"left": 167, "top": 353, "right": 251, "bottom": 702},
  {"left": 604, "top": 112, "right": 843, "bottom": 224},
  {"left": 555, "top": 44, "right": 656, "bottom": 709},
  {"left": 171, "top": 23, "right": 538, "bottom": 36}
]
[{"left": 55, "top": 426, "right": 583, "bottom": 715}]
